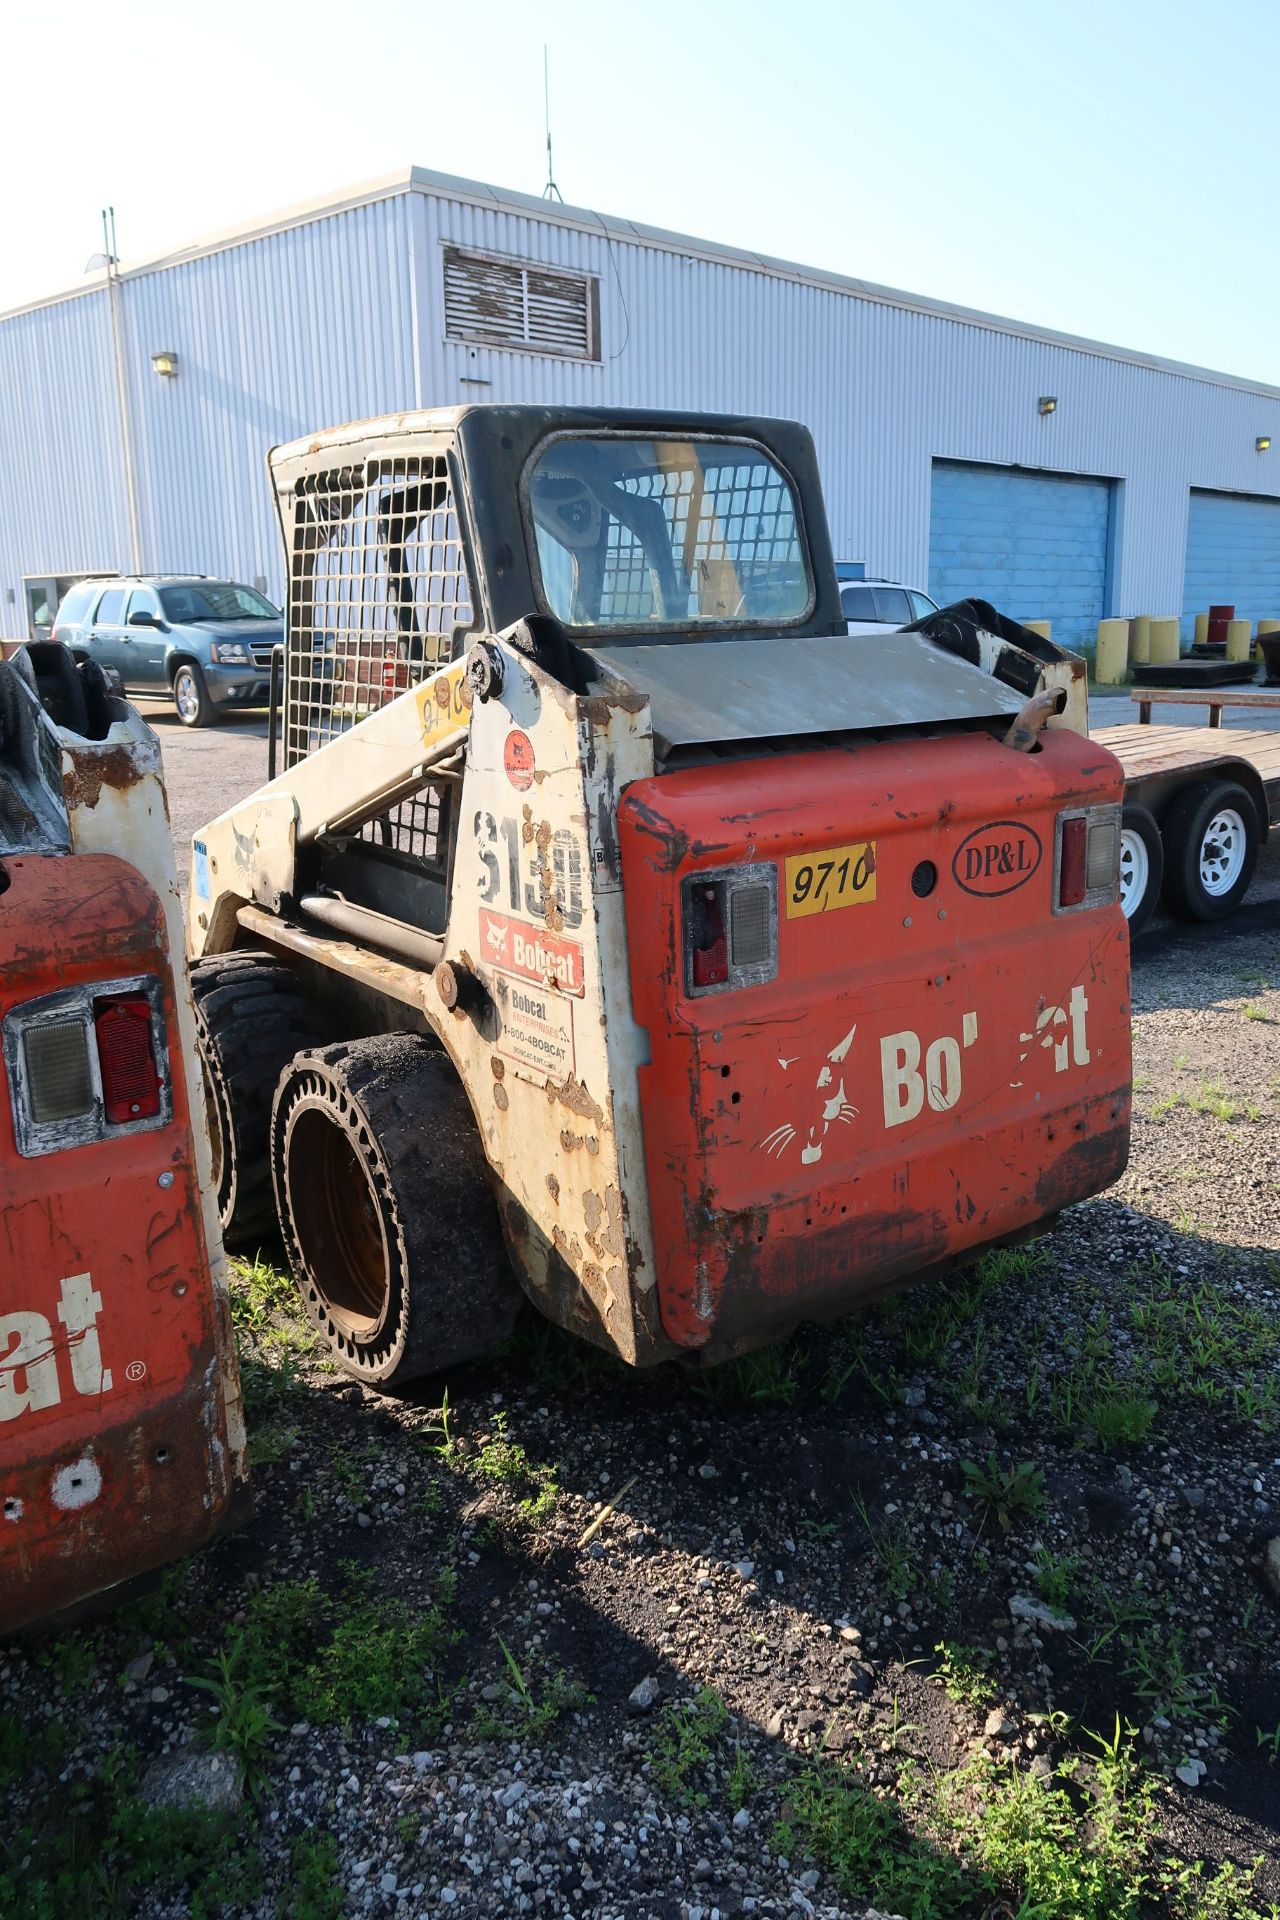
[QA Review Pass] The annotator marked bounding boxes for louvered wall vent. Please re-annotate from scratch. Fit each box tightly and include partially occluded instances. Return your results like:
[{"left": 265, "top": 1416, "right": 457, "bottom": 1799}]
[{"left": 443, "top": 246, "right": 598, "bottom": 360}]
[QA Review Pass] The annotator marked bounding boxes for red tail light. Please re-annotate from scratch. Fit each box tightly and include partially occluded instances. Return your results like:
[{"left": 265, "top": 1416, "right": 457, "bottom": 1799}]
[
  {"left": 94, "top": 994, "right": 161, "bottom": 1124},
  {"left": 689, "top": 881, "right": 729, "bottom": 988},
  {"left": 1057, "top": 815, "right": 1087, "bottom": 908}
]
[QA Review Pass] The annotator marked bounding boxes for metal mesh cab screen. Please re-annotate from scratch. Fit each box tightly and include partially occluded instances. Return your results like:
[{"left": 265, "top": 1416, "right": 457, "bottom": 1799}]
[
  {"left": 356, "top": 783, "right": 450, "bottom": 876},
  {"left": 285, "top": 455, "right": 473, "bottom": 768},
  {"left": 609, "top": 459, "right": 801, "bottom": 620}
]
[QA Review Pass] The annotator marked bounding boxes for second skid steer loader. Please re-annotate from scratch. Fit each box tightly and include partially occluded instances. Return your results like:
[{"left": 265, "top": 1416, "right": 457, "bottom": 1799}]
[{"left": 189, "top": 405, "right": 1129, "bottom": 1384}]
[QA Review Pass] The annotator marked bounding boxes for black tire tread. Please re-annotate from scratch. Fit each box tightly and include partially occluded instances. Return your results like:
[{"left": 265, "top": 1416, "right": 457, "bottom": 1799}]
[
  {"left": 1161, "top": 779, "right": 1259, "bottom": 923},
  {"left": 191, "top": 951, "right": 321, "bottom": 1246},
  {"left": 272, "top": 1034, "right": 519, "bottom": 1385}
]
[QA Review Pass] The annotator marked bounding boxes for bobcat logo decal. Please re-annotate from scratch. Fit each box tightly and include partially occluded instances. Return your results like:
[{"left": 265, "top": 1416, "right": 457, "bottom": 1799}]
[{"left": 757, "top": 1024, "right": 859, "bottom": 1165}]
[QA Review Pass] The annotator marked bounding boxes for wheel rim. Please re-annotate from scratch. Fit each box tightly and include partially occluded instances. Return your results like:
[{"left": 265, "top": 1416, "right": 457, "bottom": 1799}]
[
  {"left": 1199, "top": 808, "right": 1247, "bottom": 897},
  {"left": 175, "top": 670, "right": 198, "bottom": 720},
  {"left": 284, "top": 1095, "right": 390, "bottom": 1339},
  {"left": 1118, "top": 827, "right": 1149, "bottom": 920}
]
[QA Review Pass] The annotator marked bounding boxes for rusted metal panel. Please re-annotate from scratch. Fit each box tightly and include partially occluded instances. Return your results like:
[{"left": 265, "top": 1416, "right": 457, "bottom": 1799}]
[{"left": 618, "top": 726, "right": 1132, "bottom": 1358}]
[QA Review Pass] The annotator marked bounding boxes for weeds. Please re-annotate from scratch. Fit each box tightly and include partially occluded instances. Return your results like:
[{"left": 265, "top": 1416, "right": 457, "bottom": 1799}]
[
  {"left": 473, "top": 1412, "right": 559, "bottom": 1524},
  {"left": 651, "top": 1687, "right": 728, "bottom": 1806},
  {"left": 961, "top": 1454, "right": 1046, "bottom": 1531},
  {"left": 189, "top": 1636, "right": 282, "bottom": 1793},
  {"left": 471, "top": 1637, "right": 590, "bottom": 1742},
  {"left": 852, "top": 1493, "right": 920, "bottom": 1601},
  {"left": 1033, "top": 1545, "right": 1082, "bottom": 1610},
  {"left": 282, "top": 1831, "right": 345, "bottom": 1920},
  {"left": 933, "top": 1641, "right": 997, "bottom": 1710}
]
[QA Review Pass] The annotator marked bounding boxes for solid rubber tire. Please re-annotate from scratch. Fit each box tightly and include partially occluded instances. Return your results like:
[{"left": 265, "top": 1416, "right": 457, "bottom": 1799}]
[
  {"left": 191, "top": 951, "right": 323, "bottom": 1246},
  {"left": 271, "top": 1034, "right": 520, "bottom": 1386}
]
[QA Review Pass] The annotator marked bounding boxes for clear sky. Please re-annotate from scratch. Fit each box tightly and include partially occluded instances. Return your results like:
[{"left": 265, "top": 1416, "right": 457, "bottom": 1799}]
[{"left": 5, "top": 0, "right": 1278, "bottom": 381}]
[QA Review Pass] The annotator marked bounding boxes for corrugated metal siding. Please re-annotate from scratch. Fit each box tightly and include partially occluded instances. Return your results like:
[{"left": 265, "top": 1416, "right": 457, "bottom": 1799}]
[
  {"left": 0, "top": 291, "right": 125, "bottom": 620},
  {"left": 1181, "top": 488, "right": 1280, "bottom": 641},
  {"left": 5, "top": 177, "right": 1280, "bottom": 642},
  {"left": 928, "top": 462, "right": 1114, "bottom": 649}
]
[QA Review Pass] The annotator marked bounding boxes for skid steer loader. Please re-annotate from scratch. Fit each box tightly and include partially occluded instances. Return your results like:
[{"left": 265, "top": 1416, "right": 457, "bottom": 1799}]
[
  {"left": 189, "top": 406, "right": 1130, "bottom": 1384},
  {"left": 1, "top": 645, "right": 247, "bottom": 1633}
]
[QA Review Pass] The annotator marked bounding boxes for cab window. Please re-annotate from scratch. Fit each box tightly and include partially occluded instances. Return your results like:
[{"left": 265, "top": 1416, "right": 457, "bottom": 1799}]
[
  {"left": 126, "top": 588, "right": 161, "bottom": 621},
  {"left": 526, "top": 435, "right": 811, "bottom": 632}
]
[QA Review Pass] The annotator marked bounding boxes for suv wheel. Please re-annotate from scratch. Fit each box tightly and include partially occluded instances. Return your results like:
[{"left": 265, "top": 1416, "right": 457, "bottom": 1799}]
[{"left": 173, "top": 661, "right": 216, "bottom": 727}]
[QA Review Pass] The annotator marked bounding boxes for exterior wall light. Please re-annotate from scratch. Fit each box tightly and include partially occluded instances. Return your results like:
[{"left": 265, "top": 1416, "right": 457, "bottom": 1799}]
[
  {"left": 1038, "top": 396, "right": 1057, "bottom": 416},
  {"left": 151, "top": 351, "right": 178, "bottom": 378},
  {"left": 1257, "top": 435, "right": 1272, "bottom": 452}
]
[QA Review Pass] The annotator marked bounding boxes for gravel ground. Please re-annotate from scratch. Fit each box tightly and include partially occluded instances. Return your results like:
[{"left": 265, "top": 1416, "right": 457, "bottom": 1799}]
[{"left": 4, "top": 707, "right": 1280, "bottom": 1919}]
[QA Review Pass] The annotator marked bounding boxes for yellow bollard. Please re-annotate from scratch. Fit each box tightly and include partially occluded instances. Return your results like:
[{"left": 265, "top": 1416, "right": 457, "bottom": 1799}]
[
  {"left": 1225, "top": 619, "right": 1252, "bottom": 663},
  {"left": 1149, "top": 618, "right": 1181, "bottom": 665},
  {"left": 1131, "top": 615, "right": 1151, "bottom": 665},
  {"left": 1194, "top": 613, "right": 1210, "bottom": 648},
  {"left": 1022, "top": 620, "right": 1052, "bottom": 641},
  {"left": 1258, "top": 619, "right": 1280, "bottom": 635},
  {"left": 1095, "top": 618, "right": 1128, "bottom": 684}
]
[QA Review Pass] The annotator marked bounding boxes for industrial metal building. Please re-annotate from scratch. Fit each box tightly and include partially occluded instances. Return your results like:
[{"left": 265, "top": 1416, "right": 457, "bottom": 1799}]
[{"left": 4, "top": 164, "right": 1280, "bottom": 649}]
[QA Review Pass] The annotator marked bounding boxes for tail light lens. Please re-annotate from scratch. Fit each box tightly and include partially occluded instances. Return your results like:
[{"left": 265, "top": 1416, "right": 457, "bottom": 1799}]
[
  {"left": 689, "top": 882, "right": 729, "bottom": 988},
  {"left": 22, "top": 1020, "right": 95, "bottom": 1124},
  {"left": 683, "top": 866, "right": 779, "bottom": 996},
  {"left": 1055, "top": 805, "right": 1121, "bottom": 913},
  {"left": 3, "top": 977, "right": 170, "bottom": 1157},
  {"left": 94, "top": 994, "right": 162, "bottom": 1123}
]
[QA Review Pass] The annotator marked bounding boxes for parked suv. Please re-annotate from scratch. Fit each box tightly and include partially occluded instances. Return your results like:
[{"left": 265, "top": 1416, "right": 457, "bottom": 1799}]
[
  {"left": 52, "top": 576, "right": 281, "bottom": 726},
  {"left": 840, "top": 577, "right": 938, "bottom": 635}
]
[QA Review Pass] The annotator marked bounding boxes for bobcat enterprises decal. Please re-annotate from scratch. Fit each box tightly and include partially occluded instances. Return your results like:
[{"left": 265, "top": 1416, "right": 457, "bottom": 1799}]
[
  {"left": 495, "top": 978, "right": 575, "bottom": 1080},
  {"left": 952, "top": 821, "right": 1042, "bottom": 897},
  {"left": 479, "top": 908, "right": 585, "bottom": 996}
]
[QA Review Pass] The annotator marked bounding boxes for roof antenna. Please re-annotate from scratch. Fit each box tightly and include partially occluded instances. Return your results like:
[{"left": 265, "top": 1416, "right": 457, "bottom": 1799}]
[{"left": 542, "top": 46, "right": 563, "bottom": 202}]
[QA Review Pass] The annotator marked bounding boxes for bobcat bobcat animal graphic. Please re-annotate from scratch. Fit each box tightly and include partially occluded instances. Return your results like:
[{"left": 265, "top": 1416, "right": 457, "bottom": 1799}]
[{"left": 757, "top": 1024, "right": 859, "bottom": 1166}]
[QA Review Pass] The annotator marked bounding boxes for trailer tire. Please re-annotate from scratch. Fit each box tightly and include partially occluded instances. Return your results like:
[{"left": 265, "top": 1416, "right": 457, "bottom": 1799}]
[
  {"left": 1161, "top": 779, "right": 1259, "bottom": 922},
  {"left": 270, "top": 1035, "right": 520, "bottom": 1386},
  {"left": 1118, "top": 805, "right": 1163, "bottom": 934},
  {"left": 192, "top": 952, "right": 323, "bottom": 1246}
]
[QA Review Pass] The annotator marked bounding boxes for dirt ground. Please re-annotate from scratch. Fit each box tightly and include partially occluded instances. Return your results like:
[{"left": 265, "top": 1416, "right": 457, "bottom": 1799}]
[{"left": 4, "top": 705, "right": 1280, "bottom": 1919}]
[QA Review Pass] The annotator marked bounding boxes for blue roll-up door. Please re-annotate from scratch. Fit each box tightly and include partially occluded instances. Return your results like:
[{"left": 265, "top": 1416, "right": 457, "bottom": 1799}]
[
  {"left": 928, "top": 461, "right": 1113, "bottom": 651},
  {"left": 1182, "top": 489, "right": 1280, "bottom": 643}
]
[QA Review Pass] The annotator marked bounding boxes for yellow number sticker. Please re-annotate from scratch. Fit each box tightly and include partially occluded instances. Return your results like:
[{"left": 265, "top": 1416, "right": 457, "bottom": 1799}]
[{"left": 785, "top": 842, "right": 877, "bottom": 918}]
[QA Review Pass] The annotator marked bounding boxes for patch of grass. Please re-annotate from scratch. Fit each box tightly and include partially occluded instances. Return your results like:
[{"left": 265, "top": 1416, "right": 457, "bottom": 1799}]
[
  {"left": 1033, "top": 1546, "right": 1083, "bottom": 1611},
  {"left": 961, "top": 1454, "right": 1046, "bottom": 1532},
  {"left": 189, "top": 1635, "right": 282, "bottom": 1793},
  {"left": 934, "top": 1641, "right": 997, "bottom": 1710},
  {"left": 35, "top": 1634, "right": 96, "bottom": 1696},
  {"left": 281, "top": 1831, "right": 345, "bottom": 1920},
  {"left": 1082, "top": 1384, "right": 1158, "bottom": 1452},
  {"left": 1242, "top": 1002, "right": 1274, "bottom": 1023},
  {"left": 852, "top": 1493, "right": 920, "bottom": 1602},
  {"left": 651, "top": 1686, "right": 729, "bottom": 1806},
  {"left": 691, "top": 1340, "right": 802, "bottom": 1406},
  {"left": 473, "top": 1412, "right": 559, "bottom": 1524},
  {"left": 309, "top": 1565, "right": 460, "bottom": 1729},
  {"left": 1122, "top": 1626, "right": 1229, "bottom": 1727},
  {"left": 726, "top": 1742, "right": 758, "bottom": 1812},
  {"left": 778, "top": 1720, "right": 1276, "bottom": 1920},
  {"left": 471, "top": 1637, "right": 590, "bottom": 1743},
  {"left": 0, "top": 1759, "right": 263, "bottom": 1920}
]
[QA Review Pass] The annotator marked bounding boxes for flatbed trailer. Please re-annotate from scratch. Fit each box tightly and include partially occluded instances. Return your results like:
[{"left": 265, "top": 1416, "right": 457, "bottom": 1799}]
[{"left": 1094, "top": 719, "right": 1280, "bottom": 930}]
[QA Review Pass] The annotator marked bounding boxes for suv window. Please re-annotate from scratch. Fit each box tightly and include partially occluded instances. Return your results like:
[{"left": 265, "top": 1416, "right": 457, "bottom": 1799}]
[
  {"left": 841, "top": 586, "right": 877, "bottom": 620},
  {"left": 909, "top": 591, "right": 937, "bottom": 620},
  {"left": 126, "top": 588, "right": 161, "bottom": 621},
  {"left": 872, "top": 588, "right": 911, "bottom": 625},
  {"left": 94, "top": 588, "right": 126, "bottom": 625},
  {"left": 159, "top": 582, "right": 277, "bottom": 623},
  {"left": 527, "top": 436, "right": 811, "bottom": 631},
  {"left": 55, "top": 583, "right": 98, "bottom": 628}
]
